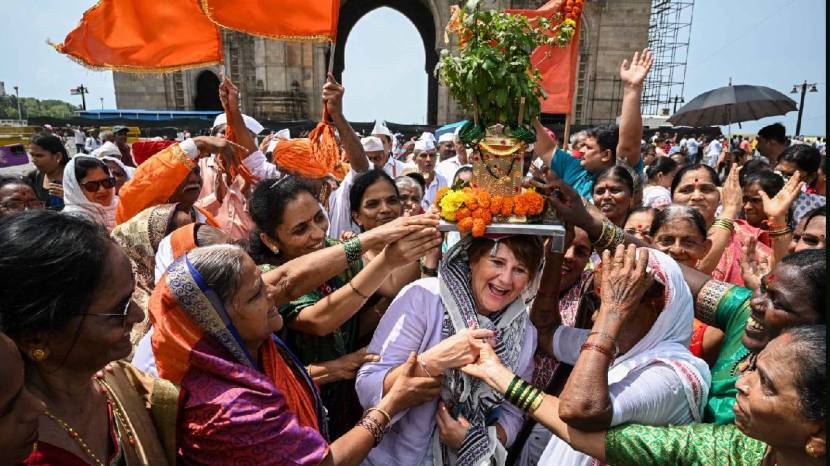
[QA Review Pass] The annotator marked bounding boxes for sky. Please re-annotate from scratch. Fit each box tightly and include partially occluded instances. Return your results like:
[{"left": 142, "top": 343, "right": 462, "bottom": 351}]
[{"left": 0, "top": 1, "right": 825, "bottom": 135}]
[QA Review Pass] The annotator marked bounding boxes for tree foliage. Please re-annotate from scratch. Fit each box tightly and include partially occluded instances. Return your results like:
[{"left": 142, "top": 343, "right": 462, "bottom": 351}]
[{"left": 0, "top": 95, "right": 80, "bottom": 120}]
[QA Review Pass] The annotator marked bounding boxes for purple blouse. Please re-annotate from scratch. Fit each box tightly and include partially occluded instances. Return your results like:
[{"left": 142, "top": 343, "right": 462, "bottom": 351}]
[{"left": 356, "top": 278, "right": 536, "bottom": 465}]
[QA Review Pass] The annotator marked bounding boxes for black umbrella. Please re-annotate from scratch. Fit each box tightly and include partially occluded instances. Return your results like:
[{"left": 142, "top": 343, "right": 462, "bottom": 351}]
[{"left": 668, "top": 84, "right": 797, "bottom": 127}]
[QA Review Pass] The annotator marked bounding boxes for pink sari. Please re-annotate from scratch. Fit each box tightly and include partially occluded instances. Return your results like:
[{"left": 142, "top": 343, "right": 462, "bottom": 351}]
[{"left": 711, "top": 219, "right": 771, "bottom": 287}]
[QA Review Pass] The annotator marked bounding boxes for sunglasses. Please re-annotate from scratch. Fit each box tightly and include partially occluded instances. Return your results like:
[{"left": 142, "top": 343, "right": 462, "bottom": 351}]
[
  {"left": 81, "top": 177, "right": 116, "bottom": 193},
  {"left": 81, "top": 295, "right": 132, "bottom": 319}
]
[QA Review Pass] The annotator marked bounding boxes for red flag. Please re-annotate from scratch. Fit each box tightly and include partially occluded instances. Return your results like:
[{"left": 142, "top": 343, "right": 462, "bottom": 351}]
[
  {"left": 507, "top": 4, "right": 581, "bottom": 114},
  {"left": 53, "top": 0, "right": 223, "bottom": 71},
  {"left": 202, "top": 0, "right": 340, "bottom": 42}
]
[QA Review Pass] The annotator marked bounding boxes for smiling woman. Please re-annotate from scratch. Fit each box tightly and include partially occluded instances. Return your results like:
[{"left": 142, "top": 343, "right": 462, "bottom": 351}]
[{"left": 0, "top": 211, "right": 178, "bottom": 465}]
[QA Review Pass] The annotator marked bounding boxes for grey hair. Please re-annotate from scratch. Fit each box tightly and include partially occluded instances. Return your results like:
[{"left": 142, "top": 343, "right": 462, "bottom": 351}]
[
  {"left": 98, "top": 130, "right": 115, "bottom": 142},
  {"left": 395, "top": 175, "right": 424, "bottom": 198},
  {"left": 186, "top": 244, "right": 246, "bottom": 305},
  {"left": 569, "top": 130, "right": 588, "bottom": 144},
  {"left": 780, "top": 325, "right": 826, "bottom": 421}
]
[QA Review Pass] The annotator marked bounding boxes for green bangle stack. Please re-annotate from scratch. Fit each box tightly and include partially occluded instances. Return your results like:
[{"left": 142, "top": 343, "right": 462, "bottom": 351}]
[
  {"left": 711, "top": 218, "right": 735, "bottom": 233},
  {"left": 593, "top": 219, "right": 625, "bottom": 252},
  {"left": 505, "top": 375, "right": 545, "bottom": 414},
  {"left": 343, "top": 237, "right": 362, "bottom": 263}
]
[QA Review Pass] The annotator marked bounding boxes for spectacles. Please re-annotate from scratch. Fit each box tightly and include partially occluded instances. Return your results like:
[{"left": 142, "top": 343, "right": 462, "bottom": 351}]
[
  {"left": 0, "top": 200, "right": 45, "bottom": 210},
  {"left": 81, "top": 296, "right": 132, "bottom": 319},
  {"left": 80, "top": 177, "right": 116, "bottom": 193}
]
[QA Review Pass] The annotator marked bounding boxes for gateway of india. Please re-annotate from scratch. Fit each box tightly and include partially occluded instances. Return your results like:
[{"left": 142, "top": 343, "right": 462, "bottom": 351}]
[{"left": 113, "top": 0, "right": 664, "bottom": 126}]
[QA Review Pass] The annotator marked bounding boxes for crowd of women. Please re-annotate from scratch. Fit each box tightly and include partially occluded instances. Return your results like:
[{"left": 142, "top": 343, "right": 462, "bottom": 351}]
[{"left": 0, "top": 48, "right": 826, "bottom": 466}]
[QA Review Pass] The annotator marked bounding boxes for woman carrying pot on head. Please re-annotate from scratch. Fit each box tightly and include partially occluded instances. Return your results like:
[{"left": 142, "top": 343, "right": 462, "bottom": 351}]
[{"left": 356, "top": 234, "right": 544, "bottom": 465}]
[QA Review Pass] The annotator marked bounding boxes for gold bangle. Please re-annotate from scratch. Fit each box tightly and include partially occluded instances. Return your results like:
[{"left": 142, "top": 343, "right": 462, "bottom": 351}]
[
  {"left": 527, "top": 391, "right": 546, "bottom": 414},
  {"left": 517, "top": 385, "right": 536, "bottom": 410},
  {"left": 365, "top": 407, "right": 392, "bottom": 425}
]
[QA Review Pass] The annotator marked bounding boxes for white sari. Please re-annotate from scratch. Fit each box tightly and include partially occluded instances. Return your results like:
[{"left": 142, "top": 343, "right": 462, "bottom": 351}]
[{"left": 539, "top": 249, "right": 711, "bottom": 466}]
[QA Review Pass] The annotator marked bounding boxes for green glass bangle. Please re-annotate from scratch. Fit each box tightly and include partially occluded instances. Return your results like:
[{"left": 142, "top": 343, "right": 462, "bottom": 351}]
[
  {"left": 505, "top": 376, "right": 521, "bottom": 402},
  {"left": 512, "top": 381, "right": 531, "bottom": 406},
  {"left": 518, "top": 386, "right": 538, "bottom": 410},
  {"left": 343, "top": 237, "right": 362, "bottom": 263}
]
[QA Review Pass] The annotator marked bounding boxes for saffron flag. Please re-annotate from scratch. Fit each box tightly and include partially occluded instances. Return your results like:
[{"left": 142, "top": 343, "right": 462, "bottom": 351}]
[
  {"left": 54, "top": 0, "right": 222, "bottom": 71},
  {"left": 202, "top": 0, "right": 340, "bottom": 42},
  {"left": 507, "top": 3, "right": 582, "bottom": 115}
]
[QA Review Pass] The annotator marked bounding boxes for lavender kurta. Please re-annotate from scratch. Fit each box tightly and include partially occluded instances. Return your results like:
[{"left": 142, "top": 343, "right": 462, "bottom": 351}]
[{"left": 356, "top": 278, "right": 536, "bottom": 466}]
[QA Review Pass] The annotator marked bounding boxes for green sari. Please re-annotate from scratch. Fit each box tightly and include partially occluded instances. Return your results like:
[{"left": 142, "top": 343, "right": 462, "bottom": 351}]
[
  {"left": 696, "top": 280, "right": 753, "bottom": 424},
  {"left": 605, "top": 422, "right": 766, "bottom": 466},
  {"left": 275, "top": 237, "right": 364, "bottom": 438}
]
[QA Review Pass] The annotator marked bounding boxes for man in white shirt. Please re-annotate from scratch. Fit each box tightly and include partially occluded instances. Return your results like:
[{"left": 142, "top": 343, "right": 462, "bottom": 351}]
[
  {"left": 705, "top": 137, "right": 722, "bottom": 167},
  {"left": 371, "top": 120, "right": 406, "bottom": 177},
  {"left": 84, "top": 131, "right": 101, "bottom": 153},
  {"left": 414, "top": 138, "right": 448, "bottom": 211},
  {"left": 73, "top": 127, "right": 86, "bottom": 154},
  {"left": 436, "top": 128, "right": 469, "bottom": 183}
]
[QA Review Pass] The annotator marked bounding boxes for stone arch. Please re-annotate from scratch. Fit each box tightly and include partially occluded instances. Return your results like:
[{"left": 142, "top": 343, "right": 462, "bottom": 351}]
[
  {"left": 334, "top": 0, "right": 440, "bottom": 124},
  {"left": 193, "top": 70, "right": 222, "bottom": 111}
]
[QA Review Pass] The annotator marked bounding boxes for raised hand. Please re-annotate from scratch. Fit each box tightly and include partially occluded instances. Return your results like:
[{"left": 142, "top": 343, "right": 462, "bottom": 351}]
[
  {"left": 218, "top": 75, "right": 240, "bottom": 112},
  {"left": 619, "top": 48, "right": 653, "bottom": 89},
  {"left": 382, "top": 226, "right": 443, "bottom": 269},
  {"left": 598, "top": 245, "right": 654, "bottom": 322},
  {"left": 761, "top": 171, "right": 804, "bottom": 221},
  {"left": 531, "top": 167, "right": 595, "bottom": 230},
  {"left": 322, "top": 72, "right": 344, "bottom": 118},
  {"left": 360, "top": 211, "right": 441, "bottom": 250},
  {"left": 739, "top": 236, "right": 770, "bottom": 291},
  {"left": 719, "top": 163, "right": 743, "bottom": 218}
]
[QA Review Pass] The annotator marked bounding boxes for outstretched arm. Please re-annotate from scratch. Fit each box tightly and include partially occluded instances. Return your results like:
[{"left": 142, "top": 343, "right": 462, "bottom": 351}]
[
  {"left": 323, "top": 73, "right": 369, "bottom": 173},
  {"left": 218, "top": 77, "right": 258, "bottom": 155},
  {"left": 617, "top": 49, "right": 652, "bottom": 167}
]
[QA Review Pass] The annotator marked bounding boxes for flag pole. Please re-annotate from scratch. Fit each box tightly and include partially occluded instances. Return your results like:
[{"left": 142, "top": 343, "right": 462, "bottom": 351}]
[{"left": 328, "top": 41, "right": 336, "bottom": 75}]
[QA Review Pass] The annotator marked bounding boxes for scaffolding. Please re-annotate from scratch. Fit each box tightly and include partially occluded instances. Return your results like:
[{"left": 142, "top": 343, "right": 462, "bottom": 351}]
[{"left": 641, "top": 0, "right": 695, "bottom": 117}]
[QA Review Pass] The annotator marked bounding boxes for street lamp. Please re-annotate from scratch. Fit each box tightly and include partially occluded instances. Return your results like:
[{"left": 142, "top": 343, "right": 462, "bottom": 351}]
[
  {"left": 100, "top": 97, "right": 104, "bottom": 110},
  {"left": 791, "top": 80, "right": 818, "bottom": 137},
  {"left": 13, "top": 86, "right": 21, "bottom": 123}
]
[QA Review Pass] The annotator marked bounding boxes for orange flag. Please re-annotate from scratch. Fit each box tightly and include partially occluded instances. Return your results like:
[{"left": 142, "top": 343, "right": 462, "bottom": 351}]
[
  {"left": 507, "top": 3, "right": 582, "bottom": 114},
  {"left": 54, "top": 0, "right": 222, "bottom": 71},
  {"left": 203, "top": 0, "right": 340, "bottom": 42}
]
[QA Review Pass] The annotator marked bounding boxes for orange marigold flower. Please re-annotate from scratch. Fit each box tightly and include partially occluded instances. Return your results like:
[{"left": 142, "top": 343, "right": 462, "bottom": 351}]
[
  {"left": 471, "top": 218, "right": 487, "bottom": 237},
  {"left": 471, "top": 208, "right": 484, "bottom": 219},
  {"left": 480, "top": 210, "right": 492, "bottom": 223},
  {"left": 458, "top": 217, "right": 474, "bottom": 233},
  {"left": 490, "top": 196, "right": 503, "bottom": 214},
  {"left": 501, "top": 197, "right": 514, "bottom": 217},
  {"left": 457, "top": 207, "right": 472, "bottom": 220},
  {"left": 466, "top": 200, "right": 479, "bottom": 211}
]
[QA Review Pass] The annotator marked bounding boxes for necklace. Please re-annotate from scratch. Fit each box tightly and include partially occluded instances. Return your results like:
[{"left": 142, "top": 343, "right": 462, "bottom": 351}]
[
  {"left": 43, "top": 410, "right": 106, "bottom": 466},
  {"left": 42, "top": 378, "right": 136, "bottom": 466}
]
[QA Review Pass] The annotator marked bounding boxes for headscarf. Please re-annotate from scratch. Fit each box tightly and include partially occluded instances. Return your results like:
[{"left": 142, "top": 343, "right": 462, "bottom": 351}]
[
  {"left": 101, "top": 155, "right": 136, "bottom": 180},
  {"left": 436, "top": 235, "right": 538, "bottom": 466},
  {"left": 544, "top": 248, "right": 712, "bottom": 466},
  {"left": 149, "top": 252, "right": 327, "bottom": 437},
  {"left": 91, "top": 141, "right": 121, "bottom": 158},
  {"left": 62, "top": 156, "right": 119, "bottom": 232}
]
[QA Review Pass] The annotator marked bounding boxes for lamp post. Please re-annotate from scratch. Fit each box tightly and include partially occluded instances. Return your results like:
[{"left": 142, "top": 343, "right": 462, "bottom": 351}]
[
  {"left": 791, "top": 81, "right": 818, "bottom": 137},
  {"left": 672, "top": 95, "right": 685, "bottom": 113},
  {"left": 70, "top": 84, "right": 89, "bottom": 110},
  {"left": 13, "top": 86, "right": 22, "bottom": 123},
  {"left": 100, "top": 97, "right": 104, "bottom": 109}
]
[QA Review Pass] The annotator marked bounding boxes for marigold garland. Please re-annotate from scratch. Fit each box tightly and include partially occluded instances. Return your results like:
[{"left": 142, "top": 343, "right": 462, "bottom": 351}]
[{"left": 435, "top": 187, "right": 545, "bottom": 237}]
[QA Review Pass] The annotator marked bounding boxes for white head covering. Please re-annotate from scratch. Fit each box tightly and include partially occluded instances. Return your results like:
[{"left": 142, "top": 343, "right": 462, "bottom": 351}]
[
  {"left": 371, "top": 120, "right": 397, "bottom": 151},
  {"left": 543, "top": 249, "right": 711, "bottom": 466},
  {"left": 275, "top": 128, "right": 290, "bottom": 140},
  {"left": 91, "top": 141, "right": 121, "bottom": 159},
  {"left": 154, "top": 233, "right": 174, "bottom": 285},
  {"left": 100, "top": 155, "right": 135, "bottom": 179},
  {"left": 212, "top": 113, "right": 264, "bottom": 135},
  {"left": 438, "top": 132, "right": 455, "bottom": 144},
  {"left": 414, "top": 138, "right": 436, "bottom": 153},
  {"left": 62, "top": 156, "right": 119, "bottom": 232},
  {"left": 361, "top": 136, "right": 384, "bottom": 153}
]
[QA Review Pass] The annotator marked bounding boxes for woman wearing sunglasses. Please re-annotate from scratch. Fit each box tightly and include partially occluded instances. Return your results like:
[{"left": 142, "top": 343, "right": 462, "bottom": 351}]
[
  {"left": 0, "top": 210, "right": 178, "bottom": 465},
  {"left": 63, "top": 156, "right": 119, "bottom": 232}
]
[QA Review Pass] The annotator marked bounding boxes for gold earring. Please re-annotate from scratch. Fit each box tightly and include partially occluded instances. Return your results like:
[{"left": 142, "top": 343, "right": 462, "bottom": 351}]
[
  {"left": 28, "top": 348, "right": 48, "bottom": 362},
  {"left": 806, "top": 444, "right": 820, "bottom": 458}
]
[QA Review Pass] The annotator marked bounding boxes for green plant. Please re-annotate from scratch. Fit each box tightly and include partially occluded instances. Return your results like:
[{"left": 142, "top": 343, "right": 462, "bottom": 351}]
[{"left": 436, "top": 0, "right": 575, "bottom": 143}]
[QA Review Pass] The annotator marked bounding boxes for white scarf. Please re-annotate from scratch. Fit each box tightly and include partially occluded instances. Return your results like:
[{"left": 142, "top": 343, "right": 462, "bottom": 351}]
[
  {"left": 62, "top": 156, "right": 119, "bottom": 232},
  {"left": 541, "top": 249, "right": 711, "bottom": 466}
]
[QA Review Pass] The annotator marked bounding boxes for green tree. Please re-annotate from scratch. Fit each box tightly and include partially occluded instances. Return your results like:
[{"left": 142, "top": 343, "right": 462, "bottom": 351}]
[{"left": 0, "top": 95, "right": 80, "bottom": 119}]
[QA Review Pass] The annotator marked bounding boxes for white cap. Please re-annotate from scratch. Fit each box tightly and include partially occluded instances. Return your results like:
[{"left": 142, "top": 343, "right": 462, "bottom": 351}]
[
  {"left": 92, "top": 141, "right": 121, "bottom": 159},
  {"left": 420, "top": 131, "right": 436, "bottom": 144},
  {"left": 212, "top": 113, "right": 264, "bottom": 135},
  {"left": 275, "top": 128, "right": 290, "bottom": 140},
  {"left": 438, "top": 132, "right": 455, "bottom": 143},
  {"left": 414, "top": 138, "right": 436, "bottom": 153},
  {"left": 361, "top": 136, "right": 385, "bottom": 152},
  {"left": 372, "top": 120, "right": 397, "bottom": 151}
]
